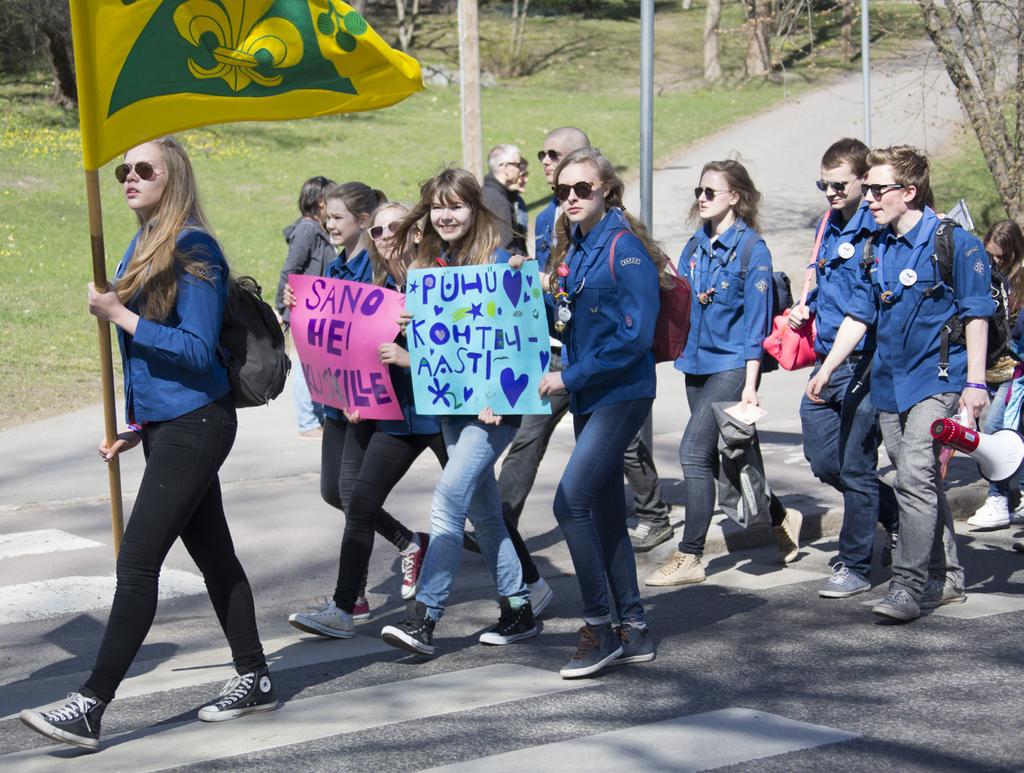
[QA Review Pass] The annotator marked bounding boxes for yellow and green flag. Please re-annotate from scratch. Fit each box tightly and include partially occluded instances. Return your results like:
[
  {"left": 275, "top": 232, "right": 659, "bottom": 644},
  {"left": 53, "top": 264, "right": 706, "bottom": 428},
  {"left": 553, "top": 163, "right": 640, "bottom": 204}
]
[{"left": 70, "top": 0, "right": 424, "bottom": 170}]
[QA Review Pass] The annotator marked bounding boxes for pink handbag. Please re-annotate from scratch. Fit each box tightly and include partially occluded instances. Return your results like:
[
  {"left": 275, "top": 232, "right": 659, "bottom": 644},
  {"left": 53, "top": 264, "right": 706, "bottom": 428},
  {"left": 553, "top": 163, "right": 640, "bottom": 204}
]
[{"left": 761, "top": 213, "right": 829, "bottom": 371}]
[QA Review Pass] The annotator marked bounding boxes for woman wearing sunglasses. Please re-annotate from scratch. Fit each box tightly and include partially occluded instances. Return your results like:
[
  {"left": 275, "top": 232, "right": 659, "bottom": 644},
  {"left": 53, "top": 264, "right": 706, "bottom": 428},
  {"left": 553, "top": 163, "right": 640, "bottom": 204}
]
[
  {"left": 538, "top": 147, "right": 668, "bottom": 678},
  {"left": 647, "top": 160, "right": 800, "bottom": 589},
  {"left": 379, "top": 167, "right": 537, "bottom": 656},
  {"left": 286, "top": 184, "right": 432, "bottom": 633},
  {"left": 21, "top": 138, "right": 277, "bottom": 751},
  {"left": 289, "top": 203, "right": 439, "bottom": 639}
]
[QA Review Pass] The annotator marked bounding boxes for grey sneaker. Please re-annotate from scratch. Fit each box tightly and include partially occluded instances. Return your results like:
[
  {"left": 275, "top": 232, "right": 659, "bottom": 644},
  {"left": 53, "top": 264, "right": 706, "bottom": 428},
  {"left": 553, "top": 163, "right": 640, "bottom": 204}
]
[
  {"left": 288, "top": 599, "right": 355, "bottom": 639},
  {"left": 612, "top": 624, "right": 656, "bottom": 664},
  {"left": 871, "top": 584, "right": 921, "bottom": 621},
  {"left": 527, "top": 577, "right": 554, "bottom": 617},
  {"left": 559, "top": 624, "right": 623, "bottom": 679},
  {"left": 629, "top": 521, "right": 673, "bottom": 552},
  {"left": 818, "top": 563, "right": 871, "bottom": 598},
  {"left": 919, "top": 577, "right": 967, "bottom": 609}
]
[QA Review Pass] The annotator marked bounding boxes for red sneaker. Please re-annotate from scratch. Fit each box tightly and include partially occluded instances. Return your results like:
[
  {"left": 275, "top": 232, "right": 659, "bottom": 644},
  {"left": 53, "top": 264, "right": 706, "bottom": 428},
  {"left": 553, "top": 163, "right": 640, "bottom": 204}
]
[{"left": 401, "top": 533, "right": 429, "bottom": 600}]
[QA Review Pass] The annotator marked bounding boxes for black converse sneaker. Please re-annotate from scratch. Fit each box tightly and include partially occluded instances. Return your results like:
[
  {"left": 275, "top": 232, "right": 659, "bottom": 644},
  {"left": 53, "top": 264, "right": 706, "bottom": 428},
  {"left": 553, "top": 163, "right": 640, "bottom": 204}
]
[
  {"left": 479, "top": 597, "right": 538, "bottom": 645},
  {"left": 198, "top": 667, "right": 279, "bottom": 722},
  {"left": 380, "top": 601, "right": 437, "bottom": 656},
  {"left": 20, "top": 692, "right": 106, "bottom": 751}
]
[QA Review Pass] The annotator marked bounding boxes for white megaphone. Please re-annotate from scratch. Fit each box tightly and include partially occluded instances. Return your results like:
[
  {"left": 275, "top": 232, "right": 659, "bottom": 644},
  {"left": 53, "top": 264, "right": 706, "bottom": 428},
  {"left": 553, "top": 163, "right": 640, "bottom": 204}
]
[{"left": 930, "top": 418, "right": 1024, "bottom": 483}]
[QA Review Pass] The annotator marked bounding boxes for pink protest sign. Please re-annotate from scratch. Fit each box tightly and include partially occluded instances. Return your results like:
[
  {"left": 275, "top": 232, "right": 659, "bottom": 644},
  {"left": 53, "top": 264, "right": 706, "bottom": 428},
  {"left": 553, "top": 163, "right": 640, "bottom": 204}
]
[{"left": 288, "top": 274, "right": 405, "bottom": 420}]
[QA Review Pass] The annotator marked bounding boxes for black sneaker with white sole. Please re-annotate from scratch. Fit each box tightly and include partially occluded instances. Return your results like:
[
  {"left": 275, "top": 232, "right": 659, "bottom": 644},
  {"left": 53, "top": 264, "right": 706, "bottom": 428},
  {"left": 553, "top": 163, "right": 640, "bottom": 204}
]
[
  {"left": 381, "top": 601, "right": 437, "bottom": 656},
  {"left": 198, "top": 666, "right": 279, "bottom": 722},
  {"left": 479, "top": 597, "right": 538, "bottom": 645},
  {"left": 20, "top": 692, "right": 106, "bottom": 751}
]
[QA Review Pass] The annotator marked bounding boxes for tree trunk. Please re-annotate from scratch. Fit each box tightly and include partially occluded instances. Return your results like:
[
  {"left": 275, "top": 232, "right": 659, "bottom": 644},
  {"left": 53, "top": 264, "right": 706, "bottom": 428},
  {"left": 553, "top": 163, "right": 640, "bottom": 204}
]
[
  {"left": 704, "top": 0, "right": 723, "bottom": 83},
  {"left": 915, "top": 0, "right": 1023, "bottom": 226},
  {"left": 40, "top": 23, "right": 76, "bottom": 107},
  {"left": 840, "top": 0, "right": 853, "bottom": 63},
  {"left": 744, "top": 0, "right": 772, "bottom": 77},
  {"left": 395, "top": 0, "right": 420, "bottom": 51},
  {"left": 681, "top": 0, "right": 693, "bottom": 9}
]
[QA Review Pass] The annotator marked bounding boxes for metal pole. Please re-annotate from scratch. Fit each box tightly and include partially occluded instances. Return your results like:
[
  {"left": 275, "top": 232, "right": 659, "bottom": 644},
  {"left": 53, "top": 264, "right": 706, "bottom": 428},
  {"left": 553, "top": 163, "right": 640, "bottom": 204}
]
[
  {"left": 640, "top": 0, "right": 655, "bottom": 451},
  {"left": 861, "top": 0, "right": 871, "bottom": 145},
  {"left": 458, "top": 0, "right": 483, "bottom": 180}
]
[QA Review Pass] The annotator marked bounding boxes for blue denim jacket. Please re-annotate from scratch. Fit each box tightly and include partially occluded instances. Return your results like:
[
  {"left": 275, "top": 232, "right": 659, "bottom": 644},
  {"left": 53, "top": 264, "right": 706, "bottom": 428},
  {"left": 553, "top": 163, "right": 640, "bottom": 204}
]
[
  {"left": 845, "top": 208, "right": 995, "bottom": 412},
  {"left": 115, "top": 229, "right": 231, "bottom": 423},
  {"left": 559, "top": 208, "right": 659, "bottom": 414}
]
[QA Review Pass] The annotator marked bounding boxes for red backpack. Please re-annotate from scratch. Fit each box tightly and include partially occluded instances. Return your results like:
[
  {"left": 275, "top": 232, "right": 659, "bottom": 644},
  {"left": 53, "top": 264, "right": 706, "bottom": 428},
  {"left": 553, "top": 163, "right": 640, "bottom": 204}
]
[{"left": 608, "top": 230, "right": 692, "bottom": 363}]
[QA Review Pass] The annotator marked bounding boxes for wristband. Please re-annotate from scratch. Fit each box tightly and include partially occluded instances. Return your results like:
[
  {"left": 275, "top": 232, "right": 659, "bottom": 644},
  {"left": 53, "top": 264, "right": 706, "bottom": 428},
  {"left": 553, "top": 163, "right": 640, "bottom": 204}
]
[
  {"left": 964, "top": 382, "right": 987, "bottom": 391},
  {"left": 127, "top": 422, "right": 143, "bottom": 433}
]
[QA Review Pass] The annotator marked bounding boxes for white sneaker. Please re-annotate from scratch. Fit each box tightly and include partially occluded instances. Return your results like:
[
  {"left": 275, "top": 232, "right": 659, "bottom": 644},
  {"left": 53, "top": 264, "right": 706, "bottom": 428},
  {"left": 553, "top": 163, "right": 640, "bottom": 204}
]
[
  {"left": 967, "top": 496, "right": 1011, "bottom": 528},
  {"left": 527, "top": 577, "right": 554, "bottom": 616},
  {"left": 288, "top": 599, "right": 355, "bottom": 638}
]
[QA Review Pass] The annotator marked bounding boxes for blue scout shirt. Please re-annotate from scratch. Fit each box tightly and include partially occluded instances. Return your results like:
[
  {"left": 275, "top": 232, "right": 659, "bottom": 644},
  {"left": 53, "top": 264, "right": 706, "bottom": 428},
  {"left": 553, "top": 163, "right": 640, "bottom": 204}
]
[
  {"left": 559, "top": 208, "right": 660, "bottom": 415},
  {"left": 323, "top": 247, "right": 374, "bottom": 422},
  {"left": 376, "top": 274, "right": 441, "bottom": 437},
  {"left": 676, "top": 220, "right": 773, "bottom": 375},
  {"left": 535, "top": 197, "right": 559, "bottom": 271},
  {"left": 115, "top": 229, "right": 231, "bottom": 423},
  {"left": 808, "top": 202, "right": 879, "bottom": 357},
  {"left": 845, "top": 207, "right": 995, "bottom": 413}
]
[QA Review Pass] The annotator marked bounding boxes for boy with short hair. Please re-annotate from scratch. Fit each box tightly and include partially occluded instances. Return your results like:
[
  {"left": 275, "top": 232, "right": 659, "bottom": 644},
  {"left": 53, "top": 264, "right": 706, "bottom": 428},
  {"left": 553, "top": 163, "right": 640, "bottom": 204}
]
[{"left": 807, "top": 145, "right": 993, "bottom": 621}]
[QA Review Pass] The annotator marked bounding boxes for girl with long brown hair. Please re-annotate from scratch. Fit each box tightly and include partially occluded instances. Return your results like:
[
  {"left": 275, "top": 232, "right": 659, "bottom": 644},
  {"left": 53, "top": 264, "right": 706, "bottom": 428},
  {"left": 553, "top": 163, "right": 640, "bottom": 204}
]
[
  {"left": 380, "top": 168, "right": 538, "bottom": 656},
  {"left": 647, "top": 159, "right": 801, "bottom": 588},
  {"left": 20, "top": 138, "right": 276, "bottom": 751}
]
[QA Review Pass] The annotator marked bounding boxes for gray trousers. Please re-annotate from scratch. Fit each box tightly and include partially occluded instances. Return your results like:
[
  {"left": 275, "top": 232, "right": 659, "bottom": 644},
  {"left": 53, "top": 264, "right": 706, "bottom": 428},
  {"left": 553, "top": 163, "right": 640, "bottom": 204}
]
[{"left": 878, "top": 393, "right": 964, "bottom": 596}]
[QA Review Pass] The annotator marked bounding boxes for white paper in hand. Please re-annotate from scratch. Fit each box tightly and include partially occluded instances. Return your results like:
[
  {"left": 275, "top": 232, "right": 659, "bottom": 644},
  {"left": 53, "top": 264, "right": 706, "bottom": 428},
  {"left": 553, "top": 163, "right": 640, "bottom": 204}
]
[{"left": 724, "top": 402, "right": 767, "bottom": 426}]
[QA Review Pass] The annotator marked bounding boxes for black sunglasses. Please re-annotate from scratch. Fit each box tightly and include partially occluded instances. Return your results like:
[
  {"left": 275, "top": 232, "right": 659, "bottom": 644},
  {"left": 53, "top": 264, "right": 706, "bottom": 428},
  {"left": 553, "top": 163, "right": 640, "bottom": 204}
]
[
  {"left": 815, "top": 179, "right": 857, "bottom": 194},
  {"left": 369, "top": 221, "right": 399, "bottom": 241},
  {"left": 555, "top": 181, "right": 599, "bottom": 201},
  {"left": 538, "top": 149, "right": 561, "bottom": 163},
  {"left": 694, "top": 187, "right": 731, "bottom": 201},
  {"left": 114, "top": 162, "right": 158, "bottom": 183},
  {"left": 864, "top": 183, "right": 905, "bottom": 199}
]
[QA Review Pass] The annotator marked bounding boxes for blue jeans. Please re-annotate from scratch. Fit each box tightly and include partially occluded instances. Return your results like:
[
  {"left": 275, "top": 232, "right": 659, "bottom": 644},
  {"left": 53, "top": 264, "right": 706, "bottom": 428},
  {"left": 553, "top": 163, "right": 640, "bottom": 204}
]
[
  {"left": 416, "top": 417, "right": 525, "bottom": 621},
  {"left": 293, "top": 365, "right": 324, "bottom": 432},
  {"left": 985, "top": 380, "right": 1021, "bottom": 503},
  {"left": 553, "top": 399, "right": 650, "bottom": 626},
  {"left": 799, "top": 359, "right": 899, "bottom": 580},
  {"left": 679, "top": 369, "right": 785, "bottom": 556}
]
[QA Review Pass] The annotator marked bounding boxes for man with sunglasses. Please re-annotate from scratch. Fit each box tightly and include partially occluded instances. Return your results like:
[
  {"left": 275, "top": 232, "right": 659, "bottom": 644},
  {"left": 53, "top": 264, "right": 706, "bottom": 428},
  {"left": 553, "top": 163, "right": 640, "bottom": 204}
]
[
  {"left": 808, "top": 145, "right": 994, "bottom": 622},
  {"left": 482, "top": 144, "right": 530, "bottom": 255},
  {"left": 789, "top": 139, "right": 900, "bottom": 600}
]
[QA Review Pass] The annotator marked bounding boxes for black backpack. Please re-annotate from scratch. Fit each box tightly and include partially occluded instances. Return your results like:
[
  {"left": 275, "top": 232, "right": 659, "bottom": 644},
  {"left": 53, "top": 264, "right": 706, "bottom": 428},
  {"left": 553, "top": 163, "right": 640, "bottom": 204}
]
[
  {"left": 219, "top": 276, "right": 291, "bottom": 408},
  {"left": 681, "top": 228, "right": 793, "bottom": 374},
  {"left": 861, "top": 218, "right": 1009, "bottom": 374}
]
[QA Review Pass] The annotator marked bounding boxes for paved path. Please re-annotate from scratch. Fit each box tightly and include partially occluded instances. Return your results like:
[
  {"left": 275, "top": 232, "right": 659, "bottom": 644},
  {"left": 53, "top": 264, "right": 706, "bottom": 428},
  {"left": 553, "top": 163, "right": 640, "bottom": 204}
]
[{"left": 2, "top": 48, "right": 1020, "bottom": 771}]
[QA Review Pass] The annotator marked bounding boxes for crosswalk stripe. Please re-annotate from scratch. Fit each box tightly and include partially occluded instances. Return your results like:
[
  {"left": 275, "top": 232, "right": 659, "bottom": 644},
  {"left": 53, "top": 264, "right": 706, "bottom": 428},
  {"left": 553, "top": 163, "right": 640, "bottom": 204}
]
[
  {"left": 0, "top": 632, "right": 391, "bottom": 720},
  {"left": 702, "top": 560, "right": 829, "bottom": 590},
  {"left": 0, "top": 569, "right": 206, "bottom": 626},
  {"left": 0, "top": 529, "right": 103, "bottom": 560},
  {"left": 421, "top": 707, "right": 859, "bottom": 772},
  {"left": 2, "top": 664, "right": 590, "bottom": 772}
]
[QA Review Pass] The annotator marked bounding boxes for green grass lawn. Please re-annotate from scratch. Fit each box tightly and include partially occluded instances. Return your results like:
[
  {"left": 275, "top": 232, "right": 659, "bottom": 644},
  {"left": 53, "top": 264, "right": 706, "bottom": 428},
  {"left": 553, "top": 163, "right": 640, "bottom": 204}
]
[{"left": 0, "top": 2, "right": 930, "bottom": 429}]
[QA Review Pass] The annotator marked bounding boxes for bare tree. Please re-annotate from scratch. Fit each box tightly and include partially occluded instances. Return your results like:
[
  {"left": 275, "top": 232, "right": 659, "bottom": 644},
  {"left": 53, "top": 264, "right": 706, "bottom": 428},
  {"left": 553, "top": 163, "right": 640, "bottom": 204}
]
[
  {"left": 394, "top": 0, "right": 421, "bottom": 51},
  {"left": 744, "top": 0, "right": 773, "bottom": 77},
  {"left": 840, "top": 0, "right": 853, "bottom": 63},
  {"left": 704, "top": 0, "right": 724, "bottom": 83},
  {"left": 916, "top": 0, "right": 1023, "bottom": 224},
  {"left": 0, "top": 0, "right": 75, "bottom": 105}
]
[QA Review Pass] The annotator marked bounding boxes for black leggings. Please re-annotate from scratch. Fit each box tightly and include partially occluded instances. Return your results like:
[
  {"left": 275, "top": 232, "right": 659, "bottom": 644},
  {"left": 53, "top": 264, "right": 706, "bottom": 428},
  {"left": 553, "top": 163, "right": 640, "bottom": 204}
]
[
  {"left": 321, "top": 416, "right": 414, "bottom": 552},
  {"left": 334, "top": 431, "right": 448, "bottom": 611},
  {"left": 84, "top": 397, "right": 266, "bottom": 703}
]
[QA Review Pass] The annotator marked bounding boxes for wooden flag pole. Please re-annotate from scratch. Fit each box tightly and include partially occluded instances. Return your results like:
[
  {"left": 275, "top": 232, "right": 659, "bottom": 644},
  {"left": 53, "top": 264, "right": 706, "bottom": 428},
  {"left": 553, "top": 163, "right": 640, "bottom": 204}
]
[{"left": 85, "top": 169, "right": 125, "bottom": 556}]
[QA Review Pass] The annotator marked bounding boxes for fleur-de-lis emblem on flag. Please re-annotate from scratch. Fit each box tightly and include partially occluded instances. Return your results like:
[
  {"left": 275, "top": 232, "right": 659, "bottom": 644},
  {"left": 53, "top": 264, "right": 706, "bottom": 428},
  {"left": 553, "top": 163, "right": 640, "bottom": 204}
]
[{"left": 173, "top": 0, "right": 304, "bottom": 91}]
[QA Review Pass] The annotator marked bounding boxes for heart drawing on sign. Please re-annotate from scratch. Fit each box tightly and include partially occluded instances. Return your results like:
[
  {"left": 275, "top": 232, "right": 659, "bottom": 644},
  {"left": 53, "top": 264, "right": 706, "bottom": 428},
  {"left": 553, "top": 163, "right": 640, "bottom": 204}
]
[
  {"left": 539, "top": 351, "right": 550, "bottom": 371},
  {"left": 434, "top": 305, "right": 444, "bottom": 316},
  {"left": 502, "top": 270, "right": 523, "bottom": 307},
  {"left": 499, "top": 367, "right": 529, "bottom": 407},
  {"left": 463, "top": 386, "right": 474, "bottom": 402}
]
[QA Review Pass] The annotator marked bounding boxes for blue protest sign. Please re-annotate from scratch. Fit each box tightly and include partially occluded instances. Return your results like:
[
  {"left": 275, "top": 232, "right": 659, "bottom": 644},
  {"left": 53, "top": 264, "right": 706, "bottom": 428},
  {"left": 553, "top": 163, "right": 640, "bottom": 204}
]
[{"left": 406, "top": 263, "right": 552, "bottom": 415}]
